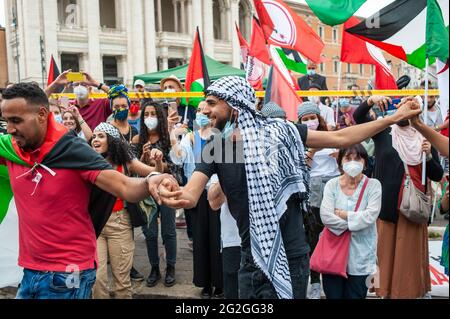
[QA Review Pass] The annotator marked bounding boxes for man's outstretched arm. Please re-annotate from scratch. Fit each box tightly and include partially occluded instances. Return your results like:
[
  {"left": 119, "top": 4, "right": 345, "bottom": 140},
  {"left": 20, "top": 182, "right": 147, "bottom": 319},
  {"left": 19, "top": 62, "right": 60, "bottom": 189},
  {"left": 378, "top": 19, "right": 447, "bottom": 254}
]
[
  {"left": 306, "top": 99, "right": 422, "bottom": 149},
  {"left": 412, "top": 118, "right": 449, "bottom": 158},
  {"left": 95, "top": 170, "right": 178, "bottom": 204},
  {"left": 159, "top": 172, "right": 210, "bottom": 209}
]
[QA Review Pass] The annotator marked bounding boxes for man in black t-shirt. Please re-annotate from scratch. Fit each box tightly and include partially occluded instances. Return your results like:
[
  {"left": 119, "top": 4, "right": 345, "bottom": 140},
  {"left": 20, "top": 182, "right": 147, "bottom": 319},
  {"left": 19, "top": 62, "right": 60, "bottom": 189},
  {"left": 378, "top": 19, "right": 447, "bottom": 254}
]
[{"left": 158, "top": 77, "right": 422, "bottom": 299}]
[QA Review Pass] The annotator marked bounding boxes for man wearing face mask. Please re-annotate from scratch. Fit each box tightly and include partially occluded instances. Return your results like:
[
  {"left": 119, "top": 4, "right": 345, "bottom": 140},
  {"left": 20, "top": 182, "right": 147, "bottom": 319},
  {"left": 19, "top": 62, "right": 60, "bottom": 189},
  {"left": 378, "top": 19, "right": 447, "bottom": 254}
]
[
  {"left": 298, "top": 62, "right": 328, "bottom": 92},
  {"left": 161, "top": 76, "right": 196, "bottom": 130},
  {"left": 46, "top": 70, "right": 112, "bottom": 130},
  {"left": 419, "top": 80, "right": 444, "bottom": 131},
  {"left": 157, "top": 77, "right": 423, "bottom": 300}
]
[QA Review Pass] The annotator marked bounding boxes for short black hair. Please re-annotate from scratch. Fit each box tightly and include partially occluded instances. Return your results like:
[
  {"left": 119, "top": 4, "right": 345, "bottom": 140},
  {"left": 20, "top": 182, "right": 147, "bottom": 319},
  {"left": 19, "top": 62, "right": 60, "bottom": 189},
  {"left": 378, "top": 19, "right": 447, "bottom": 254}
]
[
  {"left": 338, "top": 144, "right": 369, "bottom": 169},
  {"left": 2, "top": 83, "right": 49, "bottom": 111}
]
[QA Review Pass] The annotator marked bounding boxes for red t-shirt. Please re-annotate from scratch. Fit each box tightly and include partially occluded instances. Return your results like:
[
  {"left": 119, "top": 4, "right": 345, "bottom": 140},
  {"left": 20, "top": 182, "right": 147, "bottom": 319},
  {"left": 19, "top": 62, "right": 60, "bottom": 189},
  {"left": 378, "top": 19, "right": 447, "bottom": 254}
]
[
  {"left": 6, "top": 156, "right": 101, "bottom": 272},
  {"left": 75, "top": 98, "right": 112, "bottom": 131}
]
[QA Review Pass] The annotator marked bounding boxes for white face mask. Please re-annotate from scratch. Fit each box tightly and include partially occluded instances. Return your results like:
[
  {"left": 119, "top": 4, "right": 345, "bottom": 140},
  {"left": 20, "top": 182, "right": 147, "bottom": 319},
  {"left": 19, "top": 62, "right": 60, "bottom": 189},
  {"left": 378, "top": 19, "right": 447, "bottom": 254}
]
[
  {"left": 145, "top": 117, "right": 159, "bottom": 130},
  {"left": 164, "top": 88, "right": 176, "bottom": 94},
  {"left": 74, "top": 85, "right": 89, "bottom": 100},
  {"left": 343, "top": 161, "right": 364, "bottom": 178},
  {"left": 304, "top": 119, "right": 320, "bottom": 131}
]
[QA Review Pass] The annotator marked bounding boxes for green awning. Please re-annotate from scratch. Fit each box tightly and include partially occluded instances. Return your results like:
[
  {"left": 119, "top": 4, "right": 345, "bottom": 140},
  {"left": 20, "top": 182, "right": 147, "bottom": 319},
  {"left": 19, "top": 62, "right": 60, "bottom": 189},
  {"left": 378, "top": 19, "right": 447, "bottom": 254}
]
[{"left": 134, "top": 55, "right": 245, "bottom": 84}]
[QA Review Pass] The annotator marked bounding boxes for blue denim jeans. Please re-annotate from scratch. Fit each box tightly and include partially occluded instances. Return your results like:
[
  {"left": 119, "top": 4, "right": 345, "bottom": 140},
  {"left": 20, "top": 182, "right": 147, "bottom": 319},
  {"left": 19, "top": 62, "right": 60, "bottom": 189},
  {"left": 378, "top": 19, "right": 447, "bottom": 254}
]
[
  {"left": 16, "top": 268, "right": 96, "bottom": 299},
  {"left": 142, "top": 205, "right": 177, "bottom": 267},
  {"left": 238, "top": 251, "right": 310, "bottom": 299}
]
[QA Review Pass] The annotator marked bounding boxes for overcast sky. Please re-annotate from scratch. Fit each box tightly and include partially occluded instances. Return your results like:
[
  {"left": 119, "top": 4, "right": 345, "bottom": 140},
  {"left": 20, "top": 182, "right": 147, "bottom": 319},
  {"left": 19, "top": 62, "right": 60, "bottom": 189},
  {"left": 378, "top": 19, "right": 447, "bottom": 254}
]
[{"left": 0, "top": 0, "right": 394, "bottom": 28}]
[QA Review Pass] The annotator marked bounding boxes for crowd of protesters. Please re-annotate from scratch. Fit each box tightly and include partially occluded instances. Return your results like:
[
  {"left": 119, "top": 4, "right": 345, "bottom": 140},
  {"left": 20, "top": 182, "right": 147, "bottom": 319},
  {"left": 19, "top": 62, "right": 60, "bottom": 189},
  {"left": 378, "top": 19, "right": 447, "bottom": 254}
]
[{"left": 0, "top": 66, "right": 448, "bottom": 301}]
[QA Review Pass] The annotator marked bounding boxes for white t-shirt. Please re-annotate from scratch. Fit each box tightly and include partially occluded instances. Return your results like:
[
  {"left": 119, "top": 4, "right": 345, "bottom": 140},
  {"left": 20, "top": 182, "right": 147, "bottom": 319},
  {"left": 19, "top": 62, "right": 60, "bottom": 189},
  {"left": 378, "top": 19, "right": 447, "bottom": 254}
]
[
  {"left": 319, "top": 103, "right": 336, "bottom": 127},
  {"left": 310, "top": 148, "right": 340, "bottom": 178},
  {"left": 220, "top": 202, "right": 241, "bottom": 249}
]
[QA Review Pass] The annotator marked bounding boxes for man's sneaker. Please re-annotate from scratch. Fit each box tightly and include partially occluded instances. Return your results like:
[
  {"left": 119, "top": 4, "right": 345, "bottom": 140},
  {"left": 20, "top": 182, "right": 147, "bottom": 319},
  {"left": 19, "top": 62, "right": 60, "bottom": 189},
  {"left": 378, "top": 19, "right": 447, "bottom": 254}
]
[
  {"left": 201, "top": 287, "right": 212, "bottom": 299},
  {"left": 212, "top": 288, "right": 225, "bottom": 299},
  {"left": 130, "top": 267, "right": 144, "bottom": 282},
  {"left": 146, "top": 266, "right": 161, "bottom": 287},
  {"left": 309, "top": 283, "right": 322, "bottom": 299},
  {"left": 164, "top": 265, "right": 176, "bottom": 287}
]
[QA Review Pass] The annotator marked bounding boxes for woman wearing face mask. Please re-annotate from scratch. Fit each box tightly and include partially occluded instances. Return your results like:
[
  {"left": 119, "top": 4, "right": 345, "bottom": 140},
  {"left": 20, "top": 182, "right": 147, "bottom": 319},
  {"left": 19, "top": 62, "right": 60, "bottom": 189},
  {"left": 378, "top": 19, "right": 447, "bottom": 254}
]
[
  {"left": 320, "top": 144, "right": 382, "bottom": 299},
  {"left": 91, "top": 123, "right": 163, "bottom": 299},
  {"left": 132, "top": 100, "right": 183, "bottom": 288},
  {"left": 168, "top": 102, "right": 224, "bottom": 299},
  {"left": 62, "top": 107, "right": 92, "bottom": 141},
  {"left": 297, "top": 102, "right": 340, "bottom": 299},
  {"left": 109, "top": 85, "right": 139, "bottom": 145},
  {"left": 354, "top": 96, "right": 443, "bottom": 299},
  {"left": 49, "top": 99, "right": 63, "bottom": 124}
]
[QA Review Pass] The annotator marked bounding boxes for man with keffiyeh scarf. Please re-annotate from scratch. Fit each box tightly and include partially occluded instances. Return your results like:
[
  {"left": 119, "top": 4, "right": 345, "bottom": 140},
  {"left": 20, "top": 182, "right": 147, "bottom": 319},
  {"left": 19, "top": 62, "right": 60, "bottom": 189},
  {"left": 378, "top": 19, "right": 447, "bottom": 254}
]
[{"left": 158, "top": 76, "right": 423, "bottom": 299}]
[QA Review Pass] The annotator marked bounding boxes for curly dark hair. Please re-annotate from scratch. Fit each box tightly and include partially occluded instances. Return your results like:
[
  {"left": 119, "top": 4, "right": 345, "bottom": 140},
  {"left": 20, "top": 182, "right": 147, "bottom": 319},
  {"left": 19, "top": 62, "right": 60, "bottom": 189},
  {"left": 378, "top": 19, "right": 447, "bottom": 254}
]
[
  {"left": 103, "top": 134, "right": 134, "bottom": 167},
  {"left": 137, "top": 100, "right": 171, "bottom": 159},
  {"left": 2, "top": 83, "right": 49, "bottom": 111}
]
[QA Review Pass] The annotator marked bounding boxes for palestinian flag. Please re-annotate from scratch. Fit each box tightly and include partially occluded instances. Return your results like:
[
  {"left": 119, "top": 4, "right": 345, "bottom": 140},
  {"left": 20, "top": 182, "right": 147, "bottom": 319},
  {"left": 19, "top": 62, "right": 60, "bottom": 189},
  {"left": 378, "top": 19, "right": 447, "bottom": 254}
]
[
  {"left": 346, "top": 0, "right": 449, "bottom": 69},
  {"left": 305, "top": 0, "right": 367, "bottom": 26},
  {"left": 0, "top": 165, "right": 22, "bottom": 288},
  {"left": 185, "top": 27, "right": 211, "bottom": 107},
  {"left": 254, "top": 0, "right": 324, "bottom": 63},
  {"left": 276, "top": 48, "right": 307, "bottom": 74},
  {"left": 0, "top": 115, "right": 116, "bottom": 238},
  {"left": 342, "top": 17, "right": 398, "bottom": 90},
  {"left": 47, "top": 55, "right": 60, "bottom": 86},
  {"left": 246, "top": 17, "right": 271, "bottom": 90}
]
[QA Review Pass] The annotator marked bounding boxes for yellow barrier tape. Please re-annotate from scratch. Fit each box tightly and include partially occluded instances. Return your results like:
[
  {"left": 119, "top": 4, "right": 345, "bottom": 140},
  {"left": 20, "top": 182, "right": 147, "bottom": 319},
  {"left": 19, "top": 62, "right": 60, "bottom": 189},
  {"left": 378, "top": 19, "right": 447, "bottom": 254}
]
[{"left": 50, "top": 89, "right": 440, "bottom": 100}]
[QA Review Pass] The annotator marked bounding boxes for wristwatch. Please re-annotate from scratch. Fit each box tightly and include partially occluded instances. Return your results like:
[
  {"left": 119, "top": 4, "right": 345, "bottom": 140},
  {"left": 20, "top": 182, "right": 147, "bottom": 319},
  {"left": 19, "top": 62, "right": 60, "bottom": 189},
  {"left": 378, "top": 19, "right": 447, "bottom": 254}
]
[{"left": 97, "top": 83, "right": 104, "bottom": 90}]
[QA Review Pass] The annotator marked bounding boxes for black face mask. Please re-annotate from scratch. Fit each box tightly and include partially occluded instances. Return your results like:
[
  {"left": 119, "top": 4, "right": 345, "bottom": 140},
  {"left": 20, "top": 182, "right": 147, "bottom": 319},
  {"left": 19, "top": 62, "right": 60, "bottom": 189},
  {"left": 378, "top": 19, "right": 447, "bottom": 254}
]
[{"left": 397, "top": 120, "right": 410, "bottom": 127}]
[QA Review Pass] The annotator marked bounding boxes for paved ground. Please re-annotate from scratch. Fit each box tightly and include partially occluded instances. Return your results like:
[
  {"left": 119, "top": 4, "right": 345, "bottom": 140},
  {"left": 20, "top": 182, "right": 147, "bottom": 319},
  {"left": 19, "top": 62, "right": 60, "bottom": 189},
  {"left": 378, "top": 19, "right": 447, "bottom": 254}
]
[{"left": 1, "top": 212, "right": 447, "bottom": 300}]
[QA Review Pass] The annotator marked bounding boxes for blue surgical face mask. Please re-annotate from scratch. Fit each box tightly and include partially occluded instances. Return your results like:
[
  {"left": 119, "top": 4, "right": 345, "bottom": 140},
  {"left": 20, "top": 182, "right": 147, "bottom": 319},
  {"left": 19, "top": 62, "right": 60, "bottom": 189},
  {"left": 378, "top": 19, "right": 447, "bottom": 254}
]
[
  {"left": 307, "top": 69, "right": 316, "bottom": 76},
  {"left": 54, "top": 114, "right": 63, "bottom": 124},
  {"left": 114, "top": 109, "right": 129, "bottom": 121},
  {"left": 195, "top": 113, "right": 210, "bottom": 128},
  {"left": 222, "top": 121, "right": 235, "bottom": 140}
]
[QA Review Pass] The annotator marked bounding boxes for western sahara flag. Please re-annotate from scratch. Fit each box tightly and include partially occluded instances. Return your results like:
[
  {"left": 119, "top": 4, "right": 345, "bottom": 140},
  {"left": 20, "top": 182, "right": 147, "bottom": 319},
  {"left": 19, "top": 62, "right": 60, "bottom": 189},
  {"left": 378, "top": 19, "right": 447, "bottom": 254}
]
[
  {"left": 185, "top": 28, "right": 211, "bottom": 107},
  {"left": 305, "top": 0, "right": 367, "bottom": 26},
  {"left": 253, "top": 0, "right": 324, "bottom": 63},
  {"left": 346, "top": 0, "right": 449, "bottom": 69}
]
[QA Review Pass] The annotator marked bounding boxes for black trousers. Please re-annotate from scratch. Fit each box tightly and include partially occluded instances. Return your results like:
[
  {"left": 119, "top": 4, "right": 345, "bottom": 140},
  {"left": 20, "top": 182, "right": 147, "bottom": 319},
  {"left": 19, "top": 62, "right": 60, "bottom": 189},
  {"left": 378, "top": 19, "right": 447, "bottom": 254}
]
[
  {"left": 307, "top": 206, "right": 324, "bottom": 284},
  {"left": 222, "top": 247, "right": 241, "bottom": 299},
  {"left": 323, "top": 274, "right": 369, "bottom": 299},
  {"left": 192, "top": 190, "right": 223, "bottom": 289}
]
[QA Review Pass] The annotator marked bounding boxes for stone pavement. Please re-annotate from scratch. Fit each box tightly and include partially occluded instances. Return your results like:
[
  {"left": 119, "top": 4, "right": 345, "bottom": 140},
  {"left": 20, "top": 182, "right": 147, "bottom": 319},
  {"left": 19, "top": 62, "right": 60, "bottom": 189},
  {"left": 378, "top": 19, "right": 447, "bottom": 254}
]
[
  {"left": 131, "top": 226, "right": 201, "bottom": 299},
  {"left": 0, "top": 214, "right": 447, "bottom": 300}
]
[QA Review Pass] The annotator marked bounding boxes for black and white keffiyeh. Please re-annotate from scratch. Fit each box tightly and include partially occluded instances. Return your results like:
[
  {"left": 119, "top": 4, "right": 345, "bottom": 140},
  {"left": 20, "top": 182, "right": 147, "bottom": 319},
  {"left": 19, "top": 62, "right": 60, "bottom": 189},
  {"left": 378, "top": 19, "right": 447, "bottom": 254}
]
[
  {"left": 206, "top": 76, "right": 310, "bottom": 299},
  {"left": 94, "top": 122, "right": 121, "bottom": 140}
]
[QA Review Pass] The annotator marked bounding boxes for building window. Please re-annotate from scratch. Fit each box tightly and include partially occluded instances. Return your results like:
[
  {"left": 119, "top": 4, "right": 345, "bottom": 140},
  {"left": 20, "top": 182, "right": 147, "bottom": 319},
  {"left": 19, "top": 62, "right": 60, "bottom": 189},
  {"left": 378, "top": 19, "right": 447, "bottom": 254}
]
[
  {"left": 334, "top": 61, "right": 339, "bottom": 74},
  {"left": 61, "top": 53, "right": 80, "bottom": 72},
  {"left": 347, "top": 63, "right": 351, "bottom": 73},
  {"left": 318, "top": 26, "right": 324, "bottom": 39},
  {"left": 103, "top": 56, "right": 120, "bottom": 85},
  {"left": 333, "top": 27, "right": 339, "bottom": 43},
  {"left": 320, "top": 63, "right": 325, "bottom": 73},
  {"left": 239, "top": 0, "right": 252, "bottom": 41},
  {"left": 371, "top": 65, "right": 375, "bottom": 76},
  {"left": 360, "top": 64, "right": 364, "bottom": 75},
  {"left": 58, "top": 0, "right": 78, "bottom": 27},
  {"left": 99, "top": 0, "right": 116, "bottom": 29},
  {"left": 168, "top": 58, "right": 184, "bottom": 69}
]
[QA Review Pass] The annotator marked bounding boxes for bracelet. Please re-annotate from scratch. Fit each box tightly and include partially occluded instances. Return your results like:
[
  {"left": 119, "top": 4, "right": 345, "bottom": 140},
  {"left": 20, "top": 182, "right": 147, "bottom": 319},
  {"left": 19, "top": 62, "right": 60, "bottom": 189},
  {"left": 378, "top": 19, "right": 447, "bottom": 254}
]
[
  {"left": 146, "top": 172, "right": 162, "bottom": 183},
  {"left": 97, "top": 83, "right": 104, "bottom": 90},
  {"left": 79, "top": 120, "right": 86, "bottom": 126}
]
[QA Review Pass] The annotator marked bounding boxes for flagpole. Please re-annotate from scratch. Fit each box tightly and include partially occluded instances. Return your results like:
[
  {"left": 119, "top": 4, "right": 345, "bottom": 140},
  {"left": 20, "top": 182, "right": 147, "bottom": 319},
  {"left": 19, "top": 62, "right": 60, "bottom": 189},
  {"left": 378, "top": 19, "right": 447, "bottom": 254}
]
[
  {"left": 336, "top": 61, "right": 343, "bottom": 125},
  {"left": 422, "top": 57, "right": 430, "bottom": 186}
]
